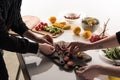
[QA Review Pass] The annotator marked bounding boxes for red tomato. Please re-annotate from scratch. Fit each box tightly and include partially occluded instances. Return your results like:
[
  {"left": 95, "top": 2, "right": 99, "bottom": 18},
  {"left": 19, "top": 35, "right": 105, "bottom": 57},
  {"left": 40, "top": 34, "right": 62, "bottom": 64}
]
[
  {"left": 43, "top": 23, "right": 48, "bottom": 26},
  {"left": 40, "top": 22, "right": 44, "bottom": 25},
  {"left": 35, "top": 26, "right": 40, "bottom": 31}
]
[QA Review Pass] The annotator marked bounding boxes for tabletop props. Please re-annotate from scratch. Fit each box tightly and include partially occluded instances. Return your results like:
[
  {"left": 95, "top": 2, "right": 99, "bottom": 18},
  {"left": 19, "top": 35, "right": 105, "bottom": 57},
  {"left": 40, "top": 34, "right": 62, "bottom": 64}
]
[{"left": 41, "top": 41, "right": 92, "bottom": 72}]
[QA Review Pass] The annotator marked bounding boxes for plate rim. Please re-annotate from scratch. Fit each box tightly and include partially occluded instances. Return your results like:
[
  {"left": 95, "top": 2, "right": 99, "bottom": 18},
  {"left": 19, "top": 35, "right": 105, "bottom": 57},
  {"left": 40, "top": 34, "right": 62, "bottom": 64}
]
[{"left": 99, "top": 50, "right": 120, "bottom": 64}]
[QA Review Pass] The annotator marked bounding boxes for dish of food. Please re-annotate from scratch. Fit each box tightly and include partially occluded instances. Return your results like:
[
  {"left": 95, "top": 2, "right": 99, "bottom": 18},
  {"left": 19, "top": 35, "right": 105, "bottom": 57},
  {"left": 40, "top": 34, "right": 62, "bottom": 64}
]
[
  {"left": 31, "top": 22, "right": 64, "bottom": 38},
  {"left": 64, "top": 12, "right": 80, "bottom": 24},
  {"left": 99, "top": 48, "right": 120, "bottom": 64},
  {"left": 41, "top": 41, "right": 92, "bottom": 72},
  {"left": 64, "top": 13, "right": 80, "bottom": 20},
  {"left": 82, "top": 17, "right": 99, "bottom": 32}
]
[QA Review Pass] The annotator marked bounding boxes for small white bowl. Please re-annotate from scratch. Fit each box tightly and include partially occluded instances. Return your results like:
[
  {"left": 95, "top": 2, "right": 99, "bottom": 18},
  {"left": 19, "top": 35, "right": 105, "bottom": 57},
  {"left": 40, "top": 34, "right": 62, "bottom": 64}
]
[{"left": 64, "top": 13, "right": 80, "bottom": 24}]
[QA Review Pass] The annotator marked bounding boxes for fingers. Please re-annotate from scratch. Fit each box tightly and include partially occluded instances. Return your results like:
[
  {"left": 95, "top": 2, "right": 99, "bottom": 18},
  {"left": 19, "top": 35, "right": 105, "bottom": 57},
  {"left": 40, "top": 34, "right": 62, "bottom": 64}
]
[
  {"left": 75, "top": 66, "right": 94, "bottom": 80},
  {"left": 46, "top": 43, "right": 55, "bottom": 55},
  {"left": 41, "top": 38, "right": 52, "bottom": 45},
  {"left": 38, "top": 43, "right": 55, "bottom": 55},
  {"left": 69, "top": 46, "right": 78, "bottom": 54},
  {"left": 73, "top": 46, "right": 80, "bottom": 54},
  {"left": 67, "top": 42, "right": 80, "bottom": 54},
  {"left": 76, "top": 66, "right": 87, "bottom": 73},
  {"left": 50, "top": 45, "right": 55, "bottom": 52},
  {"left": 43, "top": 35, "right": 53, "bottom": 44},
  {"left": 67, "top": 42, "right": 76, "bottom": 48}
]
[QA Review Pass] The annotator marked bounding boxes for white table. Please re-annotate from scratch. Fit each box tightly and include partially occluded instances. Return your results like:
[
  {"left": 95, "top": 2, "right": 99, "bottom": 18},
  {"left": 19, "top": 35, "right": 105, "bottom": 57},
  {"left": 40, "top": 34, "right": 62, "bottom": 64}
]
[
  {"left": 16, "top": 0, "right": 120, "bottom": 80},
  {"left": 16, "top": 27, "right": 112, "bottom": 80}
]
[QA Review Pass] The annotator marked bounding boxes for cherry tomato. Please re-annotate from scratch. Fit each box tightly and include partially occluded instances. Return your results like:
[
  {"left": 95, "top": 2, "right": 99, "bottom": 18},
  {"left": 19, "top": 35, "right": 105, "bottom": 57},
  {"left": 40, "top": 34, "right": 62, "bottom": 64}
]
[{"left": 35, "top": 26, "right": 40, "bottom": 31}]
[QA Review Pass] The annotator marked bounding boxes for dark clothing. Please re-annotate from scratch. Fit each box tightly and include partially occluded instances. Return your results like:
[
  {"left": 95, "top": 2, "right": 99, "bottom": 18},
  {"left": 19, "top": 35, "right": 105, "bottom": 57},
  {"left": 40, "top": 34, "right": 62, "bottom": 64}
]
[
  {"left": 116, "top": 31, "right": 120, "bottom": 44},
  {"left": 0, "top": 0, "right": 38, "bottom": 53},
  {"left": 0, "top": 50, "right": 9, "bottom": 80},
  {"left": 0, "top": 0, "right": 38, "bottom": 79}
]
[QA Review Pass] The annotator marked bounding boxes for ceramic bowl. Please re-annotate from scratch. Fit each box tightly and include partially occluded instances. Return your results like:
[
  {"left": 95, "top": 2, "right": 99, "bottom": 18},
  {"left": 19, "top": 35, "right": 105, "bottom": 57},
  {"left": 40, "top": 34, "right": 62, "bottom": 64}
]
[
  {"left": 64, "top": 13, "right": 80, "bottom": 24},
  {"left": 81, "top": 17, "right": 99, "bottom": 32}
]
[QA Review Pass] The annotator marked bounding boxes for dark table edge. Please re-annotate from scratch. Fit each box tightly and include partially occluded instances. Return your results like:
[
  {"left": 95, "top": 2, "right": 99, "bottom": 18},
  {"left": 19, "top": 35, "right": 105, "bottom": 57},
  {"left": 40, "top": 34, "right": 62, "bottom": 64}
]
[{"left": 16, "top": 53, "right": 31, "bottom": 80}]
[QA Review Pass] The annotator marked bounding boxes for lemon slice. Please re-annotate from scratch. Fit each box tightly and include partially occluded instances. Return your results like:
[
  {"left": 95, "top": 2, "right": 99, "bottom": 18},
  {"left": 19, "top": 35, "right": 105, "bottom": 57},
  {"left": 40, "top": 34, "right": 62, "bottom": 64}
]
[
  {"left": 73, "top": 26, "right": 81, "bottom": 35},
  {"left": 49, "top": 16, "right": 56, "bottom": 23},
  {"left": 82, "top": 30, "right": 92, "bottom": 39}
]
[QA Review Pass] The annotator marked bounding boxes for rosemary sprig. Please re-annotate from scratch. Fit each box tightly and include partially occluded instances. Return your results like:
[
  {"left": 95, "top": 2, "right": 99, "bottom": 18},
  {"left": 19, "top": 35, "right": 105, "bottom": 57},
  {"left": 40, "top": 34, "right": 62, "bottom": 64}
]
[{"left": 99, "top": 18, "right": 110, "bottom": 36}]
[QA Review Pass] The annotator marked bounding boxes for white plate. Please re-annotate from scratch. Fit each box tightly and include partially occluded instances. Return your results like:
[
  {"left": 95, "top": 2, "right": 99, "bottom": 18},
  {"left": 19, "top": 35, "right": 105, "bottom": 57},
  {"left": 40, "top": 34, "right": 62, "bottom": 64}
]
[{"left": 99, "top": 50, "right": 120, "bottom": 64}]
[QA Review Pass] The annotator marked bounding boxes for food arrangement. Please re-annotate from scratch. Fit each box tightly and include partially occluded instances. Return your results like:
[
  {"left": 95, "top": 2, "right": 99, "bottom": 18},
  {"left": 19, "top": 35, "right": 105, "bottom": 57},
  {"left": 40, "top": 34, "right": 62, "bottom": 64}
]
[
  {"left": 49, "top": 16, "right": 71, "bottom": 30},
  {"left": 44, "top": 26, "right": 62, "bottom": 35},
  {"left": 89, "top": 18, "right": 109, "bottom": 42},
  {"left": 32, "top": 22, "right": 64, "bottom": 38},
  {"left": 64, "top": 13, "right": 80, "bottom": 24},
  {"left": 72, "top": 26, "right": 81, "bottom": 35},
  {"left": 49, "top": 16, "right": 57, "bottom": 23},
  {"left": 82, "top": 17, "right": 99, "bottom": 32},
  {"left": 41, "top": 41, "right": 92, "bottom": 72},
  {"left": 82, "top": 30, "right": 92, "bottom": 39},
  {"left": 64, "top": 13, "right": 80, "bottom": 20},
  {"left": 31, "top": 15, "right": 109, "bottom": 41},
  {"left": 103, "top": 47, "right": 120, "bottom": 60}
]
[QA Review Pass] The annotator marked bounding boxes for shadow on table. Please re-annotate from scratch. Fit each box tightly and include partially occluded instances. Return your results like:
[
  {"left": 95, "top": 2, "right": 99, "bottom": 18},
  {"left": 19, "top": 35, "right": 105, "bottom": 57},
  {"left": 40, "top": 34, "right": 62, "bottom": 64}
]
[
  {"left": 26, "top": 56, "right": 54, "bottom": 76},
  {"left": 75, "top": 74, "right": 109, "bottom": 80}
]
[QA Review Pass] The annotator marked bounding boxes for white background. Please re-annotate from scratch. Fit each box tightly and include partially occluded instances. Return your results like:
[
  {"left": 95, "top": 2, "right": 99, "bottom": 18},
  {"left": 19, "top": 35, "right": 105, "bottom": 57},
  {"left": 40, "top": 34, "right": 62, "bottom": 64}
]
[{"left": 21, "top": 0, "right": 120, "bottom": 35}]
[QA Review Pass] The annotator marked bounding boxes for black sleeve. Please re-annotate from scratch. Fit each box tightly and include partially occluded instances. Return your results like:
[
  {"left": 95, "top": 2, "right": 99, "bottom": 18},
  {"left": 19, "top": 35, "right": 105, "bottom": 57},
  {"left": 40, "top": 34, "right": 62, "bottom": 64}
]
[
  {"left": 116, "top": 31, "right": 120, "bottom": 44},
  {"left": 0, "top": 4, "right": 38, "bottom": 54},
  {"left": 10, "top": 3, "right": 29, "bottom": 36}
]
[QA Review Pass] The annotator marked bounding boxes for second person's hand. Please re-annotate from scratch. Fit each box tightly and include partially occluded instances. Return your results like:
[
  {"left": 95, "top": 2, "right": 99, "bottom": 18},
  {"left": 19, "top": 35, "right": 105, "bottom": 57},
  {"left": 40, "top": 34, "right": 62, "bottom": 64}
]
[
  {"left": 41, "top": 35, "right": 53, "bottom": 45},
  {"left": 67, "top": 42, "right": 90, "bottom": 54},
  {"left": 75, "top": 65, "right": 101, "bottom": 80}
]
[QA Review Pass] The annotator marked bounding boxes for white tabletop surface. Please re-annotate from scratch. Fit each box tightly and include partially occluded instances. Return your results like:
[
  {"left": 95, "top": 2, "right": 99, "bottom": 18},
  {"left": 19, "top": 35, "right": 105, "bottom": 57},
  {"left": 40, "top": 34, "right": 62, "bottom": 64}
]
[{"left": 20, "top": 0, "right": 120, "bottom": 80}]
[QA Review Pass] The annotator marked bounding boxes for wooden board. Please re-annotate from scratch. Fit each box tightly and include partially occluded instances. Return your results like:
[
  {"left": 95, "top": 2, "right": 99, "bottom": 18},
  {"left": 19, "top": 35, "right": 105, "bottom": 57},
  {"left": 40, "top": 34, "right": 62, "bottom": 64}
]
[
  {"left": 31, "top": 26, "right": 64, "bottom": 38},
  {"left": 41, "top": 41, "right": 92, "bottom": 72}
]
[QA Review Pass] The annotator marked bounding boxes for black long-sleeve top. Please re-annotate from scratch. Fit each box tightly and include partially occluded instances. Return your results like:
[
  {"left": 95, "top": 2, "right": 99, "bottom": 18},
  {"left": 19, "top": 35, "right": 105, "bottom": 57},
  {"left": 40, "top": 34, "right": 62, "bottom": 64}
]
[
  {"left": 0, "top": 0, "right": 38, "bottom": 53},
  {"left": 116, "top": 31, "right": 120, "bottom": 44}
]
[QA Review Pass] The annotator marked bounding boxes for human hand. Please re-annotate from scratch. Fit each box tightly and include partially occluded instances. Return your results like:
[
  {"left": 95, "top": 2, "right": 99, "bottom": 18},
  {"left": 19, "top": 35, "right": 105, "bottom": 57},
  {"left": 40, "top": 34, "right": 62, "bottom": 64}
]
[
  {"left": 38, "top": 43, "right": 55, "bottom": 55},
  {"left": 39, "top": 35, "right": 53, "bottom": 45},
  {"left": 42, "top": 35, "right": 53, "bottom": 45},
  {"left": 67, "top": 42, "right": 90, "bottom": 54},
  {"left": 75, "top": 65, "right": 101, "bottom": 80}
]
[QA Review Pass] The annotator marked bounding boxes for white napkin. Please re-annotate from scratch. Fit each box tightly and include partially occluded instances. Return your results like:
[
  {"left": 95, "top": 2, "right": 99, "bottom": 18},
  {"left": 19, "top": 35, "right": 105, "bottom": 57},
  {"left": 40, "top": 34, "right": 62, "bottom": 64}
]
[{"left": 24, "top": 56, "right": 42, "bottom": 66}]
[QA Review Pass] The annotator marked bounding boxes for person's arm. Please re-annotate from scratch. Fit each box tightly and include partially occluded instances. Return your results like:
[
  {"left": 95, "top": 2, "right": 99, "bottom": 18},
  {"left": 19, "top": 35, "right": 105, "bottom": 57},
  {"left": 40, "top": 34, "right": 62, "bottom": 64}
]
[
  {"left": 76, "top": 65, "right": 120, "bottom": 80},
  {"left": 100, "top": 65, "right": 120, "bottom": 77},
  {"left": 68, "top": 33, "right": 120, "bottom": 53},
  {"left": 23, "top": 30, "right": 52, "bottom": 44},
  {"left": 90, "top": 34, "right": 120, "bottom": 50},
  {"left": 10, "top": 3, "right": 52, "bottom": 44},
  {"left": 0, "top": 2, "right": 38, "bottom": 54}
]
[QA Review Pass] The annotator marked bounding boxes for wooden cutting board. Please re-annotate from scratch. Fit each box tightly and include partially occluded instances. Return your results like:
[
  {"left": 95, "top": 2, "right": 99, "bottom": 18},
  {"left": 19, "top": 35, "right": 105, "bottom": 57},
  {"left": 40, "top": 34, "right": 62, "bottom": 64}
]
[
  {"left": 31, "top": 26, "right": 64, "bottom": 38},
  {"left": 41, "top": 41, "right": 92, "bottom": 72}
]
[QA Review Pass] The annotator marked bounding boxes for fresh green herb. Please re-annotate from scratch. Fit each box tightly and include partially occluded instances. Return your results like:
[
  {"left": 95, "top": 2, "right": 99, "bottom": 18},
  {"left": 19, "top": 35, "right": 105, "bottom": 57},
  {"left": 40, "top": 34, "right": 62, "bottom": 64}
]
[{"left": 103, "top": 47, "right": 120, "bottom": 60}]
